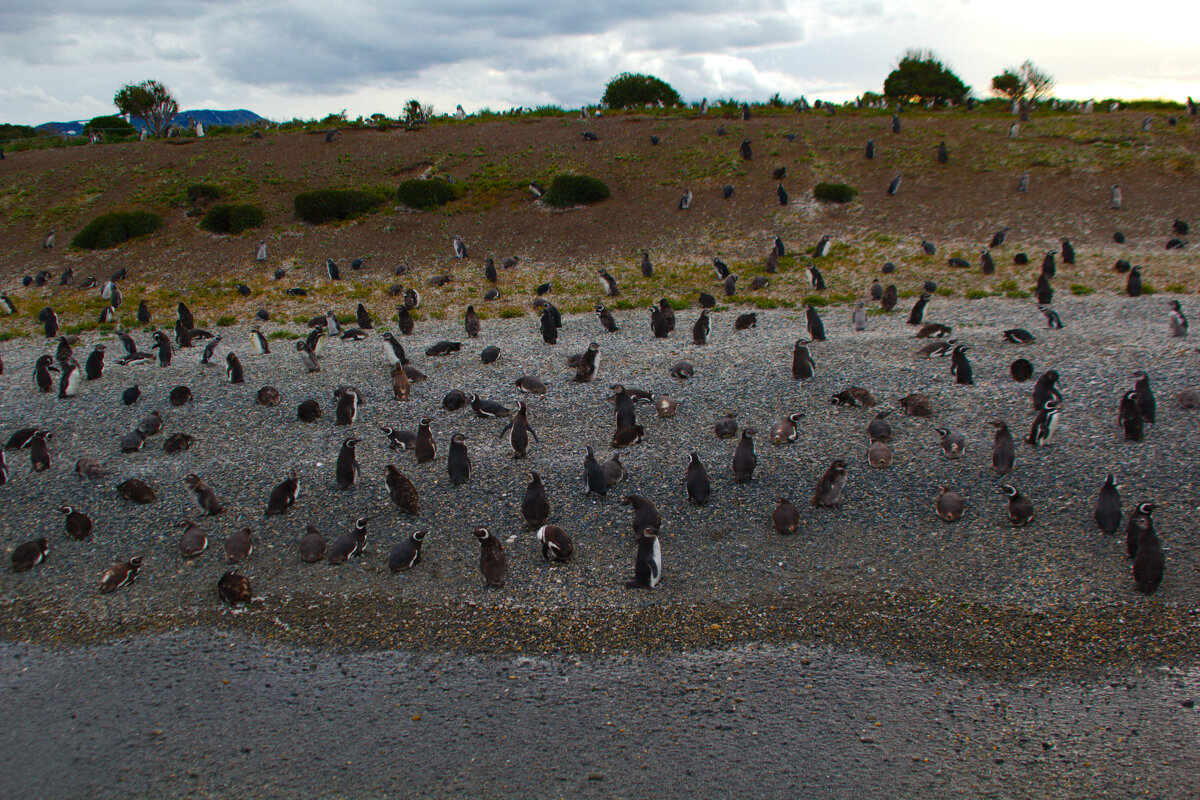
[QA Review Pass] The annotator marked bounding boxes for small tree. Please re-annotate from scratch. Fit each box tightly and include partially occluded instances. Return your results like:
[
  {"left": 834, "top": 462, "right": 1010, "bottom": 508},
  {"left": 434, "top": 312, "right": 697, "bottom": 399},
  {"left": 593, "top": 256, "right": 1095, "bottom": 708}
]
[
  {"left": 402, "top": 100, "right": 433, "bottom": 126},
  {"left": 991, "top": 61, "right": 1055, "bottom": 111},
  {"left": 883, "top": 50, "right": 968, "bottom": 106},
  {"left": 113, "top": 80, "right": 179, "bottom": 138},
  {"left": 602, "top": 73, "right": 681, "bottom": 108}
]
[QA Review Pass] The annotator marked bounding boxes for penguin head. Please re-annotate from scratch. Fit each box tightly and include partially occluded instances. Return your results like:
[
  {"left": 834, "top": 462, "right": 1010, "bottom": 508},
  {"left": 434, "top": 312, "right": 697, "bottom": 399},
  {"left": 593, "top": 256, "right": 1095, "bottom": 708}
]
[
  {"left": 58, "top": 505, "right": 72, "bottom": 515},
  {"left": 1137, "top": 502, "right": 1156, "bottom": 516},
  {"left": 451, "top": 433, "right": 467, "bottom": 444},
  {"left": 473, "top": 527, "right": 490, "bottom": 542},
  {"left": 411, "top": 530, "right": 427, "bottom": 543},
  {"left": 354, "top": 518, "right": 369, "bottom": 532},
  {"left": 419, "top": 417, "right": 432, "bottom": 427},
  {"left": 998, "top": 484, "right": 1017, "bottom": 498},
  {"left": 344, "top": 437, "right": 359, "bottom": 448}
]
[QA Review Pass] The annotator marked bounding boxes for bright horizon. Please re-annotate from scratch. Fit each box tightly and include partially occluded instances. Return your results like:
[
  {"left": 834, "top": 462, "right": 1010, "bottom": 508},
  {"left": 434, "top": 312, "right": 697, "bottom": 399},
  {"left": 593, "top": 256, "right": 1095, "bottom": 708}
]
[{"left": 2, "top": 1, "right": 1198, "bottom": 126}]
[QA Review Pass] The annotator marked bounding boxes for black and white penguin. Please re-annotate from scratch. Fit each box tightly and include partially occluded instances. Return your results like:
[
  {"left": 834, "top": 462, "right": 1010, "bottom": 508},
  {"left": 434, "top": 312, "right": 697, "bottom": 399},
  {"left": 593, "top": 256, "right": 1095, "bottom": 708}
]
[
  {"left": 1131, "top": 515, "right": 1163, "bottom": 595},
  {"left": 335, "top": 437, "right": 360, "bottom": 490},
  {"left": 950, "top": 345, "right": 973, "bottom": 385},
  {"left": 571, "top": 342, "right": 600, "bottom": 384},
  {"left": 805, "top": 305, "right": 826, "bottom": 341},
  {"left": 603, "top": 453, "right": 626, "bottom": 487},
  {"left": 500, "top": 402, "right": 537, "bottom": 458},
  {"left": 936, "top": 428, "right": 966, "bottom": 459},
  {"left": 58, "top": 358, "right": 82, "bottom": 398},
  {"left": 936, "top": 140, "right": 948, "bottom": 163},
  {"left": 792, "top": 339, "right": 815, "bottom": 380},
  {"left": 684, "top": 452, "right": 711, "bottom": 505},
  {"left": 0, "top": 293, "right": 15, "bottom": 315},
  {"left": 773, "top": 236, "right": 785, "bottom": 257},
  {"left": 539, "top": 308, "right": 558, "bottom": 345},
  {"left": 0, "top": 449, "right": 7, "bottom": 486},
  {"left": 650, "top": 305, "right": 670, "bottom": 339},
  {"left": 723, "top": 274, "right": 738, "bottom": 298},
  {"left": 640, "top": 252, "right": 653, "bottom": 277},
  {"left": 583, "top": 447, "right": 608, "bottom": 498},
  {"left": 1041, "top": 250, "right": 1057, "bottom": 278},
  {"left": 467, "top": 393, "right": 509, "bottom": 419},
  {"left": 679, "top": 189, "right": 693, "bottom": 210},
  {"left": 446, "top": 433, "right": 471, "bottom": 485},
  {"left": 382, "top": 332, "right": 408, "bottom": 365},
  {"left": 627, "top": 527, "right": 662, "bottom": 589},
  {"left": 1126, "top": 502, "right": 1156, "bottom": 559},
  {"left": 806, "top": 265, "right": 826, "bottom": 290},
  {"left": 99, "top": 556, "right": 142, "bottom": 592},
  {"left": 1167, "top": 300, "right": 1188, "bottom": 337},
  {"left": 334, "top": 387, "right": 358, "bottom": 425},
  {"left": 389, "top": 530, "right": 426, "bottom": 572},
  {"left": 1127, "top": 266, "right": 1143, "bottom": 297},
  {"left": 1095, "top": 475, "right": 1122, "bottom": 533},
  {"left": 1026, "top": 400, "right": 1060, "bottom": 447},
  {"left": 42, "top": 308, "right": 59, "bottom": 338},
  {"left": 669, "top": 361, "right": 694, "bottom": 379},
  {"left": 813, "top": 235, "right": 832, "bottom": 258},
  {"left": 739, "top": 138, "right": 752, "bottom": 160},
  {"left": 33, "top": 354, "right": 55, "bottom": 393},
  {"left": 57, "top": 506, "right": 92, "bottom": 540},
  {"left": 11, "top": 538, "right": 49, "bottom": 572},
  {"left": 1038, "top": 306, "right": 1063, "bottom": 329},
  {"left": 521, "top": 471, "right": 550, "bottom": 529},
  {"left": 597, "top": 270, "right": 619, "bottom": 297},
  {"left": 328, "top": 519, "right": 368, "bottom": 565},
  {"left": 152, "top": 331, "right": 172, "bottom": 367},
  {"left": 907, "top": 293, "right": 931, "bottom": 325},
  {"left": 536, "top": 525, "right": 573, "bottom": 563},
  {"left": 1133, "top": 371, "right": 1155, "bottom": 423},
  {"left": 178, "top": 520, "right": 207, "bottom": 557},
  {"left": 1003, "top": 328, "right": 1035, "bottom": 344},
  {"left": 777, "top": 183, "right": 788, "bottom": 205},
  {"left": 122, "top": 385, "right": 141, "bottom": 405},
  {"left": 999, "top": 485, "right": 1034, "bottom": 526},
  {"left": 474, "top": 527, "right": 507, "bottom": 587},
  {"left": 325, "top": 258, "right": 340, "bottom": 281},
  {"left": 1032, "top": 370, "right": 1062, "bottom": 410},
  {"left": 887, "top": 174, "right": 901, "bottom": 196},
  {"left": 692, "top": 310, "right": 711, "bottom": 345},
  {"left": 1119, "top": 390, "right": 1144, "bottom": 441},
  {"left": 184, "top": 473, "right": 223, "bottom": 516},
  {"left": 890, "top": 114, "right": 901, "bottom": 133},
  {"left": 992, "top": 228, "right": 1011, "bottom": 248},
  {"left": 226, "top": 353, "right": 244, "bottom": 384},
  {"left": 732, "top": 429, "right": 757, "bottom": 483},
  {"left": 84, "top": 345, "right": 105, "bottom": 380},
  {"left": 197, "top": 335, "right": 220, "bottom": 365},
  {"left": 249, "top": 327, "right": 269, "bottom": 355},
  {"left": 414, "top": 418, "right": 436, "bottom": 464},
  {"left": 296, "top": 341, "right": 321, "bottom": 373},
  {"left": 698, "top": 292, "right": 716, "bottom": 309},
  {"left": 811, "top": 460, "right": 848, "bottom": 507}
]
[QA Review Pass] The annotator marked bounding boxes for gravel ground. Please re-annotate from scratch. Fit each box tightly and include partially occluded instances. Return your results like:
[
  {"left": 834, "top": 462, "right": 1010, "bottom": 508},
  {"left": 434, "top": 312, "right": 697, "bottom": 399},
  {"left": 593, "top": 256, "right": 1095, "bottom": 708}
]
[
  {"left": 2, "top": 631, "right": 1198, "bottom": 799},
  {"left": 1, "top": 293, "right": 1199, "bottom": 673}
]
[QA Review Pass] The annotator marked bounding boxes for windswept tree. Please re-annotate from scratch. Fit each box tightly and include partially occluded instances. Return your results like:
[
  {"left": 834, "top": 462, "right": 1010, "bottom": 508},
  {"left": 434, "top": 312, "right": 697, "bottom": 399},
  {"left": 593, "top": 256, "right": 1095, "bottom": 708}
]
[
  {"left": 602, "top": 73, "right": 681, "bottom": 108},
  {"left": 991, "top": 60, "right": 1055, "bottom": 110},
  {"left": 883, "top": 50, "right": 969, "bottom": 106},
  {"left": 113, "top": 80, "right": 179, "bottom": 138}
]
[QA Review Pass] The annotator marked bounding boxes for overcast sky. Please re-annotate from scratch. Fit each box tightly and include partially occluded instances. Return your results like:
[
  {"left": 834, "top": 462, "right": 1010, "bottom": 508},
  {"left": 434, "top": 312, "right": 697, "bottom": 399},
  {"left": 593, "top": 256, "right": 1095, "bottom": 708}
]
[{"left": 2, "top": 0, "right": 1198, "bottom": 125}]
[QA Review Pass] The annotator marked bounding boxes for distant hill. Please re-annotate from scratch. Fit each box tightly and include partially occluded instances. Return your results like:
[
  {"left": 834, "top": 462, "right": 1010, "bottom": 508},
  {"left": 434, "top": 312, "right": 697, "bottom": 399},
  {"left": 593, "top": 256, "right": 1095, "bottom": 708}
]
[{"left": 35, "top": 109, "right": 267, "bottom": 137}]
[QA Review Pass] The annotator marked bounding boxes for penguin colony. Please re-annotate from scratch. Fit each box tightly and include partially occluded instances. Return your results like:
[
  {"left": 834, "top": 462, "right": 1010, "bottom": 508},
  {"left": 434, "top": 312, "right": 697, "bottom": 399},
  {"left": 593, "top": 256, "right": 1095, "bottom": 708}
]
[{"left": 1, "top": 115, "right": 1195, "bottom": 612}]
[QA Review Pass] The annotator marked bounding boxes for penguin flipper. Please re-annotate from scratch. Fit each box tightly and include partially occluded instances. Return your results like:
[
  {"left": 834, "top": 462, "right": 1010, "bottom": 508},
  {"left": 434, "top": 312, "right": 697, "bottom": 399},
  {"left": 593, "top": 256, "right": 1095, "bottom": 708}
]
[
  {"left": 497, "top": 421, "right": 514, "bottom": 437},
  {"left": 541, "top": 542, "right": 551, "bottom": 562},
  {"left": 527, "top": 426, "right": 539, "bottom": 442}
]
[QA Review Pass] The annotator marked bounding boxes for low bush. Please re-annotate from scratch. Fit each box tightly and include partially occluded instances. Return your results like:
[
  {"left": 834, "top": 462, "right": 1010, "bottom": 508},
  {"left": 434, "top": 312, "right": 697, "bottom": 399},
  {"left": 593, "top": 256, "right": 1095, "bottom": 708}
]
[
  {"left": 187, "top": 183, "right": 225, "bottom": 203},
  {"left": 1069, "top": 284, "right": 1095, "bottom": 296},
  {"left": 215, "top": 315, "right": 238, "bottom": 327},
  {"left": 396, "top": 178, "right": 461, "bottom": 210},
  {"left": 965, "top": 289, "right": 991, "bottom": 299},
  {"left": 813, "top": 182, "right": 858, "bottom": 203},
  {"left": 542, "top": 175, "right": 610, "bottom": 208},
  {"left": 294, "top": 188, "right": 389, "bottom": 224},
  {"left": 70, "top": 210, "right": 161, "bottom": 250},
  {"left": 199, "top": 203, "right": 266, "bottom": 234}
]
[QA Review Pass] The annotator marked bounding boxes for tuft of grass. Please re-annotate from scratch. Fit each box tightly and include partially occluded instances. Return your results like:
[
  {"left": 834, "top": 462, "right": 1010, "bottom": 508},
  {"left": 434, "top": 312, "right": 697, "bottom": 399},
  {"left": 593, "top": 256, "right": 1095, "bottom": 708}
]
[
  {"left": 802, "top": 295, "right": 829, "bottom": 307},
  {"left": 753, "top": 297, "right": 781, "bottom": 309},
  {"left": 267, "top": 331, "right": 295, "bottom": 341},
  {"left": 1069, "top": 284, "right": 1095, "bottom": 296},
  {"left": 215, "top": 315, "right": 238, "bottom": 327},
  {"left": 965, "top": 289, "right": 991, "bottom": 300},
  {"left": 936, "top": 287, "right": 954, "bottom": 297},
  {"left": 499, "top": 308, "right": 525, "bottom": 319},
  {"left": 997, "top": 280, "right": 1019, "bottom": 292},
  {"left": 396, "top": 178, "right": 463, "bottom": 210},
  {"left": 1164, "top": 283, "right": 1186, "bottom": 293},
  {"left": 611, "top": 299, "right": 636, "bottom": 311},
  {"left": 829, "top": 292, "right": 856, "bottom": 304},
  {"left": 1006, "top": 290, "right": 1031, "bottom": 299},
  {"left": 813, "top": 182, "right": 858, "bottom": 203},
  {"left": 1141, "top": 283, "right": 1156, "bottom": 296}
]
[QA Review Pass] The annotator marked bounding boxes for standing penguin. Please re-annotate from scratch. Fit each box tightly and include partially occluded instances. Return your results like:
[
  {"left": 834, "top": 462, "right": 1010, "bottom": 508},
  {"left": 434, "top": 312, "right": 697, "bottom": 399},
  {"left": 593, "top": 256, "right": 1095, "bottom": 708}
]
[
  {"left": 991, "top": 422, "right": 1015, "bottom": 476},
  {"left": 732, "top": 429, "right": 757, "bottom": 483},
  {"left": 627, "top": 527, "right": 662, "bottom": 589},
  {"left": 881, "top": 284, "right": 898, "bottom": 312},
  {"left": 792, "top": 340, "right": 815, "bottom": 380},
  {"left": 388, "top": 530, "right": 426, "bottom": 571},
  {"left": 226, "top": 353, "right": 244, "bottom": 384},
  {"left": 539, "top": 307, "right": 558, "bottom": 345},
  {"left": 335, "top": 437, "right": 360, "bottom": 489},
  {"left": 1127, "top": 266, "right": 1143, "bottom": 297},
  {"left": 474, "top": 527, "right": 507, "bottom": 587},
  {"left": 447, "top": 433, "right": 470, "bottom": 485},
  {"left": 1095, "top": 474, "right": 1122, "bottom": 533},
  {"left": 598, "top": 269, "right": 619, "bottom": 297},
  {"left": 1041, "top": 250, "right": 1057, "bottom": 278},
  {"left": 583, "top": 447, "right": 608, "bottom": 498},
  {"left": 334, "top": 386, "right": 359, "bottom": 425},
  {"left": 1119, "top": 390, "right": 1144, "bottom": 441},
  {"left": 692, "top": 310, "right": 711, "bottom": 345},
  {"left": 1133, "top": 371, "right": 1155, "bottom": 424},
  {"left": 463, "top": 305, "right": 480, "bottom": 339},
  {"left": 1110, "top": 184, "right": 1122, "bottom": 209},
  {"left": 852, "top": 302, "right": 867, "bottom": 331},
  {"left": 1167, "top": 300, "right": 1188, "bottom": 337},
  {"left": 414, "top": 418, "right": 436, "bottom": 464},
  {"left": 249, "top": 327, "right": 270, "bottom": 355},
  {"left": 1026, "top": 400, "right": 1060, "bottom": 447},
  {"left": 1132, "top": 520, "right": 1164, "bottom": 595},
  {"left": 980, "top": 249, "right": 995, "bottom": 274},
  {"left": 949, "top": 345, "right": 973, "bottom": 385},
  {"left": 595, "top": 305, "right": 619, "bottom": 333},
  {"left": 1000, "top": 484, "right": 1035, "bottom": 526},
  {"left": 650, "top": 305, "right": 671, "bottom": 339},
  {"left": 805, "top": 305, "right": 826, "bottom": 341},
  {"left": 573, "top": 342, "right": 600, "bottom": 383},
  {"left": 34, "top": 355, "right": 56, "bottom": 393},
  {"left": 812, "top": 460, "right": 848, "bottom": 507},
  {"left": 684, "top": 452, "right": 711, "bottom": 505},
  {"left": 521, "top": 471, "right": 550, "bottom": 529},
  {"left": 1032, "top": 370, "right": 1062, "bottom": 411},
  {"left": 1061, "top": 239, "right": 1075, "bottom": 264},
  {"left": 85, "top": 345, "right": 106, "bottom": 380},
  {"left": 640, "top": 251, "right": 653, "bottom": 277},
  {"left": 58, "top": 359, "right": 81, "bottom": 398},
  {"left": 185, "top": 473, "right": 224, "bottom": 516},
  {"left": 907, "top": 293, "right": 931, "bottom": 325},
  {"left": 384, "top": 465, "right": 420, "bottom": 514},
  {"left": 499, "top": 401, "right": 537, "bottom": 458},
  {"left": 622, "top": 494, "right": 662, "bottom": 536},
  {"left": 1126, "top": 503, "right": 1156, "bottom": 559}
]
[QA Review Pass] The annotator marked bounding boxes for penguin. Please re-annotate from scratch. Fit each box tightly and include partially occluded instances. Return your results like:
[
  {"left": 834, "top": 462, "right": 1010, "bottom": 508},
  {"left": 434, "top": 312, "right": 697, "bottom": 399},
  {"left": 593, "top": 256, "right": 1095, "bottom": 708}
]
[
  {"left": 573, "top": 342, "right": 600, "bottom": 383},
  {"left": 57, "top": 358, "right": 81, "bottom": 399},
  {"left": 328, "top": 519, "right": 368, "bottom": 565},
  {"left": 1119, "top": 390, "right": 1144, "bottom": 441},
  {"left": 1003, "top": 329, "right": 1035, "bottom": 344},
  {"left": 201, "top": 336, "right": 221, "bottom": 365},
  {"left": 881, "top": 284, "right": 898, "bottom": 312},
  {"left": 404, "top": 418, "right": 433, "bottom": 465},
  {"left": 714, "top": 413, "right": 738, "bottom": 439},
  {"left": 0, "top": 449, "right": 6, "bottom": 486},
  {"left": 116, "top": 478, "right": 155, "bottom": 504},
  {"left": 991, "top": 422, "right": 1015, "bottom": 476},
  {"left": 175, "top": 319, "right": 194, "bottom": 348},
  {"left": 659, "top": 299, "right": 677, "bottom": 334},
  {"left": 297, "top": 399, "right": 322, "bottom": 423},
  {"left": 852, "top": 303, "right": 867, "bottom": 331},
  {"left": 832, "top": 387, "right": 877, "bottom": 407},
  {"left": 734, "top": 313, "right": 758, "bottom": 330},
  {"left": 595, "top": 305, "right": 619, "bottom": 334},
  {"left": 936, "top": 428, "right": 966, "bottom": 459},
  {"left": 650, "top": 305, "right": 671, "bottom": 339},
  {"left": 220, "top": 526, "right": 254, "bottom": 563},
  {"left": 868, "top": 279, "right": 883, "bottom": 301},
  {"left": 765, "top": 250, "right": 779, "bottom": 273},
  {"left": 249, "top": 327, "right": 270, "bottom": 355},
  {"left": 739, "top": 138, "right": 752, "bottom": 160},
  {"left": 27, "top": 430, "right": 51, "bottom": 473},
  {"left": 1026, "top": 400, "right": 1060, "bottom": 447},
  {"left": 684, "top": 452, "right": 711, "bottom": 505},
  {"left": 151, "top": 331, "right": 172, "bottom": 367},
  {"left": 398, "top": 306, "right": 415, "bottom": 336},
  {"left": 1110, "top": 184, "right": 1122, "bottom": 210},
  {"left": 389, "top": 530, "right": 426, "bottom": 571},
  {"left": 379, "top": 426, "right": 415, "bottom": 451},
  {"left": 514, "top": 376, "right": 546, "bottom": 395},
  {"left": 325, "top": 258, "right": 340, "bottom": 281},
  {"left": 698, "top": 292, "right": 717, "bottom": 309},
  {"left": 723, "top": 274, "right": 738, "bottom": 298},
  {"left": 355, "top": 303, "right": 372, "bottom": 329},
  {"left": 776, "top": 184, "right": 788, "bottom": 205},
  {"left": 178, "top": 521, "right": 207, "bottom": 557},
  {"left": 261, "top": 470, "right": 300, "bottom": 516},
  {"left": 935, "top": 486, "right": 966, "bottom": 522},
  {"left": 806, "top": 265, "right": 826, "bottom": 291},
  {"left": 1127, "top": 266, "right": 1143, "bottom": 297},
  {"left": 936, "top": 140, "right": 948, "bottom": 163},
  {"left": 1032, "top": 370, "right": 1062, "bottom": 410},
  {"left": 474, "top": 527, "right": 507, "bottom": 587},
  {"left": 732, "top": 429, "right": 757, "bottom": 483},
  {"left": 11, "top": 538, "right": 49, "bottom": 572},
  {"left": 334, "top": 387, "right": 358, "bottom": 425},
  {"left": 177, "top": 302, "right": 195, "bottom": 331},
  {"left": 722, "top": 185, "right": 734, "bottom": 199},
  {"left": 669, "top": 361, "right": 694, "bottom": 379},
  {"left": 627, "top": 527, "right": 662, "bottom": 589},
  {"left": 1131, "top": 517, "right": 1163, "bottom": 595},
  {"left": 805, "top": 305, "right": 826, "bottom": 341},
  {"left": 1133, "top": 371, "right": 1155, "bottom": 424},
  {"left": 865, "top": 139, "right": 875, "bottom": 159},
  {"left": 610, "top": 425, "right": 644, "bottom": 448},
  {"left": 185, "top": 473, "right": 223, "bottom": 516},
  {"left": 1167, "top": 300, "right": 1188, "bottom": 337},
  {"left": 468, "top": 393, "right": 510, "bottom": 419},
  {"left": 950, "top": 344, "right": 973, "bottom": 385},
  {"left": 655, "top": 394, "right": 678, "bottom": 418},
  {"left": 539, "top": 308, "right": 558, "bottom": 345},
  {"left": 1126, "top": 503, "right": 1156, "bottom": 559},
  {"left": 1095, "top": 475, "right": 1122, "bottom": 533},
  {"left": 1017, "top": 172, "right": 1030, "bottom": 192},
  {"left": 792, "top": 340, "right": 815, "bottom": 380},
  {"left": 384, "top": 464, "right": 420, "bottom": 514},
  {"left": 640, "top": 252, "right": 653, "bottom": 277},
  {"left": 122, "top": 385, "right": 141, "bottom": 405},
  {"left": 498, "top": 401, "right": 537, "bottom": 459},
  {"left": 0, "top": 293, "right": 14, "bottom": 315},
  {"left": 120, "top": 429, "right": 146, "bottom": 453},
  {"left": 42, "top": 308, "right": 60, "bottom": 338},
  {"left": 99, "top": 556, "right": 142, "bottom": 592},
  {"left": 335, "top": 437, "right": 360, "bottom": 490},
  {"left": 813, "top": 235, "right": 832, "bottom": 258},
  {"left": 692, "top": 310, "right": 711, "bottom": 345},
  {"left": 1176, "top": 388, "right": 1200, "bottom": 409},
  {"left": 72, "top": 457, "right": 104, "bottom": 480},
  {"left": 218, "top": 570, "right": 253, "bottom": 605},
  {"left": 887, "top": 174, "right": 901, "bottom": 196},
  {"left": 1041, "top": 250, "right": 1057, "bottom": 278},
  {"left": 907, "top": 293, "right": 931, "bottom": 325},
  {"left": 447, "top": 433, "right": 470, "bottom": 485},
  {"left": 602, "top": 453, "right": 626, "bottom": 487},
  {"left": 866, "top": 437, "right": 892, "bottom": 467},
  {"left": 914, "top": 323, "right": 952, "bottom": 339},
  {"left": 598, "top": 270, "right": 619, "bottom": 297},
  {"left": 812, "top": 460, "right": 848, "bottom": 507},
  {"left": 536, "top": 525, "right": 573, "bottom": 563},
  {"left": 679, "top": 189, "right": 693, "bottom": 210},
  {"left": 169, "top": 385, "right": 192, "bottom": 407},
  {"left": 521, "top": 471, "right": 550, "bottom": 529},
  {"left": 226, "top": 353, "right": 244, "bottom": 384},
  {"left": 463, "top": 305, "right": 481, "bottom": 339},
  {"left": 390, "top": 362, "right": 411, "bottom": 401},
  {"left": 998, "top": 484, "right": 1034, "bottom": 526},
  {"left": 382, "top": 332, "right": 408, "bottom": 365},
  {"left": 770, "top": 412, "right": 805, "bottom": 445},
  {"left": 1060, "top": 239, "right": 1075, "bottom": 264},
  {"left": 162, "top": 433, "right": 194, "bottom": 454},
  {"left": 81, "top": 345, "right": 106, "bottom": 381}
]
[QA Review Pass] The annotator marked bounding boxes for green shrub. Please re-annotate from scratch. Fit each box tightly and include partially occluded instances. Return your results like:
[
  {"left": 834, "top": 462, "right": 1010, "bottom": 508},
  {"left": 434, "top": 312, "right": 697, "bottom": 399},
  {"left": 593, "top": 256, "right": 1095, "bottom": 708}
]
[
  {"left": 1164, "top": 283, "right": 1185, "bottom": 293},
  {"left": 215, "top": 315, "right": 238, "bottom": 327},
  {"left": 70, "top": 210, "right": 162, "bottom": 250},
  {"left": 965, "top": 289, "right": 991, "bottom": 300},
  {"left": 602, "top": 73, "right": 681, "bottom": 108},
  {"left": 813, "top": 182, "right": 858, "bottom": 203},
  {"left": 267, "top": 331, "right": 294, "bottom": 340},
  {"left": 803, "top": 295, "right": 829, "bottom": 307},
  {"left": 396, "top": 178, "right": 462, "bottom": 210},
  {"left": 294, "top": 188, "right": 389, "bottom": 224},
  {"left": 82, "top": 115, "right": 137, "bottom": 138},
  {"left": 199, "top": 203, "right": 266, "bottom": 234},
  {"left": 187, "top": 183, "right": 225, "bottom": 203},
  {"left": 936, "top": 287, "right": 953, "bottom": 297},
  {"left": 1069, "top": 284, "right": 1095, "bottom": 296},
  {"left": 1006, "top": 290, "right": 1031, "bottom": 299},
  {"left": 543, "top": 175, "right": 611, "bottom": 208},
  {"left": 996, "top": 280, "right": 1018, "bottom": 291},
  {"left": 499, "top": 308, "right": 524, "bottom": 319},
  {"left": 1141, "top": 283, "right": 1156, "bottom": 296}
]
